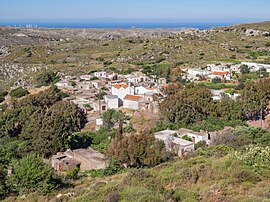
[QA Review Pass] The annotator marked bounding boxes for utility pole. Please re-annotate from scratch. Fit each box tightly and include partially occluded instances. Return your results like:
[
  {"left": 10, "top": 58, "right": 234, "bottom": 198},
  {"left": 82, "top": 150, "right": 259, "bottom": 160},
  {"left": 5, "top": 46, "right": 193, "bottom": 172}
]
[{"left": 261, "top": 100, "right": 263, "bottom": 128}]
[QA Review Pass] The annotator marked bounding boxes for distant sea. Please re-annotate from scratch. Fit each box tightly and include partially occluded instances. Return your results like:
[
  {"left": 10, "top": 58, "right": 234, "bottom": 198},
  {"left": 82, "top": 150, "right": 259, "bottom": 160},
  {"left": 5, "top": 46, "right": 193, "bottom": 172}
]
[{"left": 0, "top": 22, "right": 238, "bottom": 29}]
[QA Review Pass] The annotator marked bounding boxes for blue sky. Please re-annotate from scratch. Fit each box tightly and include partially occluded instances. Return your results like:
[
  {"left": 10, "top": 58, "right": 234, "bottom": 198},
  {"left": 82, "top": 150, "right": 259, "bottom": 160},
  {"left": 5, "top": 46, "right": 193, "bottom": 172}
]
[{"left": 0, "top": 0, "right": 269, "bottom": 23}]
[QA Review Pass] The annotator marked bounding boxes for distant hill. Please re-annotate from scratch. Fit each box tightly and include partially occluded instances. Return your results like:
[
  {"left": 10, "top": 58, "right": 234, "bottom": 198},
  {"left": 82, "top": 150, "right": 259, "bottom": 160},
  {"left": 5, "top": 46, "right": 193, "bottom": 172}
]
[{"left": 0, "top": 21, "right": 269, "bottom": 90}]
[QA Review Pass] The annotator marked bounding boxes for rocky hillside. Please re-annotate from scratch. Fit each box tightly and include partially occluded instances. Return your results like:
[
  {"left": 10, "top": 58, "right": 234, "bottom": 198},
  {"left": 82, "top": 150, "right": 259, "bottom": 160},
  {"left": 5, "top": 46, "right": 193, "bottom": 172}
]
[{"left": 0, "top": 21, "right": 269, "bottom": 90}]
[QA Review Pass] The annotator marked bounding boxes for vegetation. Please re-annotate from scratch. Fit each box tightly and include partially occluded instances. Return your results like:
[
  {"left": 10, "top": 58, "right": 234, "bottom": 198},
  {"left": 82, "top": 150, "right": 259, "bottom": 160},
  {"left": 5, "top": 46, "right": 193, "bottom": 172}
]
[
  {"left": 35, "top": 70, "right": 59, "bottom": 87},
  {"left": 0, "top": 87, "right": 84, "bottom": 157},
  {"left": 9, "top": 87, "right": 29, "bottom": 98},
  {"left": 107, "top": 133, "right": 167, "bottom": 168},
  {"left": 8, "top": 154, "right": 63, "bottom": 194},
  {"left": 0, "top": 91, "right": 8, "bottom": 103}
]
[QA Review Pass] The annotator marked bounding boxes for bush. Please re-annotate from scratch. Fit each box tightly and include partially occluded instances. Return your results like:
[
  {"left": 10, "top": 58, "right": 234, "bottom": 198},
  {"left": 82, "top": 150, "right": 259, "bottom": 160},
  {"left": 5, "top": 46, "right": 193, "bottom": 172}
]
[
  {"left": 107, "top": 133, "right": 165, "bottom": 168},
  {"left": 88, "top": 158, "right": 123, "bottom": 178},
  {"left": 8, "top": 154, "right": 63, "bottom": 194},
  {"left": 171, "top": 189, "right": 200, "bottom": 202},
  {"left": 232, "top": 145, "right": 270, "bottom": 172},
  {"left": 0, "top": 91, "right": 8, "bottom": 103},
  {"left": 35, "top": 70, "right": 58, "bottom": 87},
  {"left": 9, "top": 87, "right": 29, "bottom": 98},
  {"left": 182, "top": 135, "right": 192, "bottom": 141},
  {"left": 195, "top": 144, "right": 232, "bottom": 158},
  {"left": 66, "top": 168, "right": 79, "bottom": 180}
]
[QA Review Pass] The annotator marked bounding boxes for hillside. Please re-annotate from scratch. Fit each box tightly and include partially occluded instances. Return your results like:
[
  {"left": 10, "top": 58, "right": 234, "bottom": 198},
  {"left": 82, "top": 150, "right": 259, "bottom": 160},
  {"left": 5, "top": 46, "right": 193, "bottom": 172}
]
[
  {"left": 0, "top": 21, "right": 270, "bottom": 90},
  {"left": 7, "top": 154, "right": 270, "bottom": 202}
]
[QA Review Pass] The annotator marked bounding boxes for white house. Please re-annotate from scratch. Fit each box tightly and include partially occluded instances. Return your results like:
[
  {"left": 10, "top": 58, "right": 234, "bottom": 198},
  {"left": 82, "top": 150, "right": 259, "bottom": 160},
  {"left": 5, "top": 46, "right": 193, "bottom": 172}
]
[
  {"left": 123, "top": 94, "right": 143, "bottom": 110},
  {"left": 77, "top": 81, "right": 93, "bottom": 90},
  {"left": 187, "top": 68, "right": 210, "bottom": 76},
  {"left": 55, "top": 80, "right": 71, "bottom": 88},
  {"left": 80, "top": 75, "right": 92, "bottom": 81},
  {"left": 128, "top": 75, "right": 149, "bottom": 84},
  {"left": 94, "top": 71, "right": 107, "bottom": 78},
  {"left": 104, "top": 95, "right": 119, "bottom": 109},
  {"left": 178, "top": 128, "right": 209, "bottom": 144},
  {"left": 133, "top": 86, "right": 160, "bottom": 95},
  {"left": 209, "top": 71, "right": 231, "bottom": 81},
  {"left": 154, "top": 130, "right": 195, "bottom": 156},
  {"left": 207, "top": 64, "right": 225, "bottom": 72},
  {"left": 241, "top": 62, "right": 270, "bottom": 73},
  {"left": 111, "top": 83, "right": 131, "bottom": 105}
]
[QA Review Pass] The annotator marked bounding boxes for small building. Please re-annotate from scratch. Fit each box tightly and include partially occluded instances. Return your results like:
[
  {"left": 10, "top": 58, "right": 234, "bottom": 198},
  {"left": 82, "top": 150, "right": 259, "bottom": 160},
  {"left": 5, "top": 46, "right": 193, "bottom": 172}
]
[
  {"left": 55, "top": 80, "right": 72, "bottom": 88},
  {"left": 111, "top": 83, "right": 130, "bottom": 105},
  {"left": 94, "top": 71, "right": 107, "bottom": 78},
  {"left": 177, "top": 128, "right": 209, "bottom": 144},
  {"left": 209, "top": 71, "right": 231, "bottom": 81},
  {"left": 104, "top": 95, "right": 119, "bottom": 109},
  {"left": 51, "top": 148, "right": 107, "bottom": 172},
  {"left": 154, "top": 130, "right": 195, "bottom": 156},
  {"left": 123, "top": 94, "right": 143, "bottom": 110},
  {"left": 158, "top": 78, "right": 167, "bottom": 84},
  {"left": 80, "top": 75, "right": 93, "bottom": 81},
  {"left": 187, "top": 68, "right": 209, "bottom": 76},
  {"left": 92, "top": 81, "right": 102, "bottom": 89},
  {"left": 91, "top": 100, "right": 107, "bottom": 113},
  {"left": 77, "top": 81, "right": 93, "bottom": 90}
]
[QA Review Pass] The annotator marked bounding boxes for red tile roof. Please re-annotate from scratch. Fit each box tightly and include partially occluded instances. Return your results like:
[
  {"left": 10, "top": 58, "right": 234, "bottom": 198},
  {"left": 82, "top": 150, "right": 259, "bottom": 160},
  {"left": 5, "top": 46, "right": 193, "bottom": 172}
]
[
  {"left": 112, "top": 84, "right": 128, "bottom": 89},
  {"left": 212, "top": 72, "right": 228, "bottom": 76},
  {"left": 123, "top": 94, "right": 142, "bottom": 101}
]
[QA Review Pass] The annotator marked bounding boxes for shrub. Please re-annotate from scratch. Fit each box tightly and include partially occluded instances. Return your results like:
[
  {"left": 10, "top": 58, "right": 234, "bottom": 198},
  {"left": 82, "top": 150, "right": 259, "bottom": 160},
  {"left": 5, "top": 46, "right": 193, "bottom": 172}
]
[
  {"left": 171, "top": 189, "right": 200, "bottom": 202},
  {"left": 9, "top": 87, "right": 29, "bottom": 98},
  {"left": 66, "top": 168, "right": 79, "bottom": 180},
  {"left": 232, "top": 145, "right": 270, "bottom": 172},
  {"left": 107, "top": 133, "right": 165, "bottom": 168},
  {"left": 35, "top": 70, "right": 58, "bottom": 87},
  {"left": 8, "top": 154, "right": 63, "bottom": 194},
  {"left": 0, "top": 91, "right": 8, "bottom": 103},
  {"left": 182, "top": 135, "right": 192, "bottom": 141},
  {"left": 195, "top": 144, "right": 232, "bottom": 158},
  {"left": 88, "top": 158, "right": 123, "bottom": 178}
]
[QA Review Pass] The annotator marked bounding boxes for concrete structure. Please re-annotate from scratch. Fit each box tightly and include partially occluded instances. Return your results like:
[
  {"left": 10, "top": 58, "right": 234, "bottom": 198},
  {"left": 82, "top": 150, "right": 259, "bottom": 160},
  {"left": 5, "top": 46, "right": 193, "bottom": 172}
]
[
  {"left": 77, "top": 81, "right": 93, "bottom": 90},
  {"left": 91, "top": 100, "right": 107, "bottom": 113},
  {"left": 177, "top": 128, "right": 209, "bottom": 144},
  {"left": 94, "top": 71, "right": 107, "bottom": 78},
  {"left": 55, "top": 80, "right": 71, "bottom": 88},
  {"left": 209, "top": 71, "right": 231, "bottom": 80},
  {"left": 104, "top": 95, "right": 119, "bottom": 109},
  {"left": 154, "top": 130, "right": 195, "bottom": 156},
  {"left": 80, "top": 75, "right": 93, "bottom": 81},
  {"left": 128, "top": 75, "right": 149, "bottom": 83},
  {"left": 241, "top": 62, "right": 270, "bottom": 73},
  {"left": 51, "top": 148, "right": 107, "bottom": 172},
  {"left": 123, "top": 94, "right": 143, "bottom": 110},
  {"left": 187, "top": 68, "right": 209, "bottom": 76}
]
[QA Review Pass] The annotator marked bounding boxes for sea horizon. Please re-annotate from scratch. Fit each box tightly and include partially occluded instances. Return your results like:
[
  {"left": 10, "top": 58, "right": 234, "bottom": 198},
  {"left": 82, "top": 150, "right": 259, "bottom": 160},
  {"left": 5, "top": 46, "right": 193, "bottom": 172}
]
[{"left": 0, "top": 21, "right": 243, "bottom": 29}]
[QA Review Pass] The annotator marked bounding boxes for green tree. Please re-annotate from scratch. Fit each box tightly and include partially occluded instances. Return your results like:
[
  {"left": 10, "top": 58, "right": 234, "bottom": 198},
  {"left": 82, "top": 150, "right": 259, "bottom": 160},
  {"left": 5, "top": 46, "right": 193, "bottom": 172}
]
[
  {"left": 101, "top": 109, "right": 129, "bottom": 134},
  {"left": 159, "top": 85, "right": 215, "bottom": 124},
  {"left": 107, "top": 133, "right": 165, "bottom": 168},
  {"left": 0, "top": 167, "right": 7, "bottom": 199},
  {"left": 8, "top": 154, "right": 63, "bottom": 194},
  {"left": 21, "top": 101, "right": 85, "bottom": 157},
  {"left": 35, "top": 70, "right": 58, "bottom": 87},
  {"left": 0, "top": 91, "right": 8, "bottom": 103},
  {"left": 240, "top": 65, "right": 250, "bottom": 75},
  {"left": 241, "top": 78, "right": 270, "bottom": 120}
]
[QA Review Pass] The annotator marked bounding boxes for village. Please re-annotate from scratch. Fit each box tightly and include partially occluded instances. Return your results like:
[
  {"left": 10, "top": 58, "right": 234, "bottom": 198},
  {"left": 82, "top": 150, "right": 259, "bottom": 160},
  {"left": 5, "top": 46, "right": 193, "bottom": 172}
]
[{"left": 50, "top": 60, "right": 270, "bottom": 173}]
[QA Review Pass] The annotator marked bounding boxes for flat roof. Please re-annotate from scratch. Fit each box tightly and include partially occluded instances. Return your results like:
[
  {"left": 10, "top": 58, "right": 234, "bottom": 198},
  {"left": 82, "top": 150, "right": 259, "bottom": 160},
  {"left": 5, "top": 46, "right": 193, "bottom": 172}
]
[
  {"left": 178, "top": 128, "right": 207, "bottom": 137},
  {"left": 155, "top": 134, "right": 194, "bottom": 146}
]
